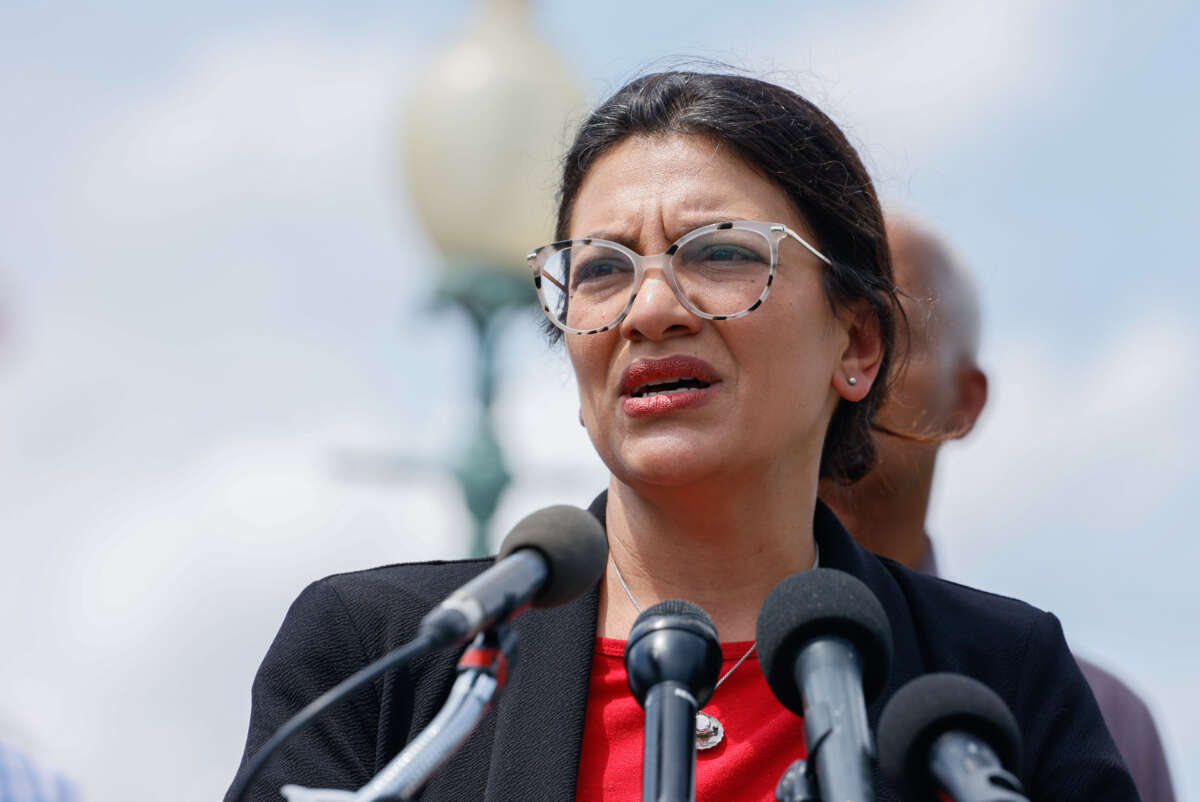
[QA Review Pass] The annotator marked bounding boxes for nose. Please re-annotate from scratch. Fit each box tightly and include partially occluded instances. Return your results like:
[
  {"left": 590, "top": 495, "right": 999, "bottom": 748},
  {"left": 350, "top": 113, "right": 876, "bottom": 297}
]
[{"left": 618, "top": 259, "right": 703, "bottom": 342}]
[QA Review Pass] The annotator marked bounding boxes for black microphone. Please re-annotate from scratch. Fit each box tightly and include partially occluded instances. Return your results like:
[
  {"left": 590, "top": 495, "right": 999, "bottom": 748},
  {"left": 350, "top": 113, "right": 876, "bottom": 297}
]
[
  {"left": 419, "top": 504, "right": 608, "bottom": 649},
  {"left": 755, "top": 568, "right": 893, "bottom": 802},
  {"left": 624, "top": 599, "right": 722, "bottom": 802},
  {"left": 877, "top": 673, "right": 1027, "bottom": 802}
]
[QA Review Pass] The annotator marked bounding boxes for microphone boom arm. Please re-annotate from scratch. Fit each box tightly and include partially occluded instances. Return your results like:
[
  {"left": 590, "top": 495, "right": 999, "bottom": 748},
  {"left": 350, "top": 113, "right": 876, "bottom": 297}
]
[{"left": 352, "top": 626, "right": 517, "bottom": 802}]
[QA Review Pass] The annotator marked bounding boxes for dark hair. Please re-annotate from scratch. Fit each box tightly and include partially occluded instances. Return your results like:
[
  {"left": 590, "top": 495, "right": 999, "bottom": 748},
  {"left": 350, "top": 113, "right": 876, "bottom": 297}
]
[{"left": 553, "top": 71, "right": 900, "bottom": 484}]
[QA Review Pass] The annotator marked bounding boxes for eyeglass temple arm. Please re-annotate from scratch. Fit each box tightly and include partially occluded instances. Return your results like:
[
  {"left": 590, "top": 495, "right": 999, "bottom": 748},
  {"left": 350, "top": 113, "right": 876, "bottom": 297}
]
[
  {"left": 538, "top": 269, "right": 568, "bottom": 293},
  {"left": 779, "top": 225, "right": 833, "bottom": 266}
]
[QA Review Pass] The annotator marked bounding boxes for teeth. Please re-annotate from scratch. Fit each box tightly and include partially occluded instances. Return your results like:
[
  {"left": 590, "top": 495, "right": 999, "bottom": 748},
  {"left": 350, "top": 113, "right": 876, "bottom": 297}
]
[{"left": 632, "top": 377, "right": 708, "bottom": 397}]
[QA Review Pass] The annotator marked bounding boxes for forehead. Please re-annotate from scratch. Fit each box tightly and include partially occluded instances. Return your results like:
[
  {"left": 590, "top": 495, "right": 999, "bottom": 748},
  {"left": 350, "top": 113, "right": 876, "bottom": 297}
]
[{"left": 568, "top": 134, "right": 809, "bottom": 241}]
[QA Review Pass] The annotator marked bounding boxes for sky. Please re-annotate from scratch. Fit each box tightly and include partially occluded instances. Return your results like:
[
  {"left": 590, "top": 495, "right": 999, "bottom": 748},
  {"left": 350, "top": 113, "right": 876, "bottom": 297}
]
[{"left": 0, "top": 0, "right": 1197, "bottom": 799}]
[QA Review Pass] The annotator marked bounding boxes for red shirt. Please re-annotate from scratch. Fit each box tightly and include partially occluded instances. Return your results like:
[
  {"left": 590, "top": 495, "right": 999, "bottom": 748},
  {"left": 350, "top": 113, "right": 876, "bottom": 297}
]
[{"left": 575, "top": 637, "right": 808, "bottom": 801}]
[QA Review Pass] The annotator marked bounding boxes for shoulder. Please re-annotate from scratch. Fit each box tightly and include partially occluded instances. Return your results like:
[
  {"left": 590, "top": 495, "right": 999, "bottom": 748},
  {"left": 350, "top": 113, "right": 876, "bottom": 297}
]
[
  {"left": 316, "top": 557, "right": 493, "bottom": 614},
  {"left": 253, "top": 557, "right": 495, "bottom": 707},
  {"left": 879, "top": 553, "right": 1040, "bottom": 621},
  {"left": 876, "top": 555, "right": 1053, "bottom": 672},
  {"left": 870, "top": 559, "right": 1139, "bottom": 800},
  {"left": 293, "top": 558, "right": 494, "bottom": 655}
]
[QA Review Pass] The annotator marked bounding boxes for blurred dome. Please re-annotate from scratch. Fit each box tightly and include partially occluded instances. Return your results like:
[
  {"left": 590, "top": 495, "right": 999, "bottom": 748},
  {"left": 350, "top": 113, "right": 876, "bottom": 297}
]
[{"left": 403, "top": 0, "right": 586, "bottom": 273}]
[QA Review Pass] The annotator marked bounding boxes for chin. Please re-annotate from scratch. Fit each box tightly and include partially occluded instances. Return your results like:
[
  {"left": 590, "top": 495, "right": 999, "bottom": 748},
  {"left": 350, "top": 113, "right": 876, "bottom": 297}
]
[{"left": 602, "top": 434, "right": 734, "bottom": 489}]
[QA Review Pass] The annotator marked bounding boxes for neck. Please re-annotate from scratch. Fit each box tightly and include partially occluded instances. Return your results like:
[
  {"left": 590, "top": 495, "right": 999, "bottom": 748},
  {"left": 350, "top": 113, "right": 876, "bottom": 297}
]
[
  {"left": 820, "top": 450, "right": 937, "bottom": 571},
  {"left": 599, "top": 470, "right": 818, "bottom": 643}
]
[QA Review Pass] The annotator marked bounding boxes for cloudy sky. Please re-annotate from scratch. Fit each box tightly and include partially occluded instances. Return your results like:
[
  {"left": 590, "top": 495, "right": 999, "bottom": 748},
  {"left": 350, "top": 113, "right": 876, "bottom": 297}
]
[{"left": 1, "top": 0, "right": 1196, "bottom": 799}]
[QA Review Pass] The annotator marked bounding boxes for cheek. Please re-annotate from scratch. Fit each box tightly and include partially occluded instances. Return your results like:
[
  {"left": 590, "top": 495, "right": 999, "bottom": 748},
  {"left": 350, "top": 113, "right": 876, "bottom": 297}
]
[
  {"left": 566, "top": 338, "right": 610, "bottom": 407},
  {"left": 734, "top": 313, "right": 840, "bottom": 416},
  {"left": 763, "top": 303, "right": 842, "bottom": 379}
]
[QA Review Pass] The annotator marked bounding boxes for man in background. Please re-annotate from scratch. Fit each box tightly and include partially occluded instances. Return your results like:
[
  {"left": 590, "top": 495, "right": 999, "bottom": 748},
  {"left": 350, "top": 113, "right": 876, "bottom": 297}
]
[{"left": 821, "top": 216, "right": 1175, "bottom": 802}]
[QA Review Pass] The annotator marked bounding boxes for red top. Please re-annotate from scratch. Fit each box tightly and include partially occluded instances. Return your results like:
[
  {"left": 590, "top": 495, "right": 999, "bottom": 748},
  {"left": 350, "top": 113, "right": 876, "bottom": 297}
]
[{"left": 574, "top": 637, "right": 808, "bottom": 801}]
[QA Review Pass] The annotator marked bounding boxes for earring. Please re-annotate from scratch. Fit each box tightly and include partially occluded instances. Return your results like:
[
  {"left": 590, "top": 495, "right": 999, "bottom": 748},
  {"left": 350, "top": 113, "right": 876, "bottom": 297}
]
[{"left": 848, "top": 376, "right": 858, "bottom": 386}]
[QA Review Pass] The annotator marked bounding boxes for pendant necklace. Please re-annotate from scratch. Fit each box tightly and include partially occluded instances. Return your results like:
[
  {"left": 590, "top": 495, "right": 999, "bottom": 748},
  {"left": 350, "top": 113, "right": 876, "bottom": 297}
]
[{"left": 609, "top": 544, "right": 818, "bottom": 751}]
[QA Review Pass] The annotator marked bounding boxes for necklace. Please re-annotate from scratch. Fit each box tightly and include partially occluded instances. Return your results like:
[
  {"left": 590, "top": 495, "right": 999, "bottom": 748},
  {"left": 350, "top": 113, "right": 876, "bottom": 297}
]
[
  {"left": 609, "top": 544, "right": 819, "bottom": 750},
  {"left": 608, "top": 558, "right": 750, "bottom": 750}
]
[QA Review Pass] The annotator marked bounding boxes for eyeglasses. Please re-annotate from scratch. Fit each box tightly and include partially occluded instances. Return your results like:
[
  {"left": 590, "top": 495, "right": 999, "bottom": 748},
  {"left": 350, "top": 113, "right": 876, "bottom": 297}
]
[{"left": 527, "top": 220, "right": 831, "bottom": 335}]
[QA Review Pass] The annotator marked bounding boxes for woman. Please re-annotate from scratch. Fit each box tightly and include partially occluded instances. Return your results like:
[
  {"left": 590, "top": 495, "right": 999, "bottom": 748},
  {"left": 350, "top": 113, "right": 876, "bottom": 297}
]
[{"left": 226, "top": 72, "right": 1136, "bottom": 801}]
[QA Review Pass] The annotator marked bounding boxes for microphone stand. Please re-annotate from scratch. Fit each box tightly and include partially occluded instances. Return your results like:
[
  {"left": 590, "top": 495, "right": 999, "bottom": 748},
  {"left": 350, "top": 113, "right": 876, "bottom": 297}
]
[
  {"left": 774, "top": 758, "right": 820, "bottom": 802},
  {"left": 773, "top": 725, "right": 836, "bottom": 802},
  {"left": 796, "top": 639, "right": 875, "bottom": 802},
  {"left": 927, "top": 732, "right": 1028, "bottom": 802},
  {"left": 354, "top": 625, "right": 518, "bottom": 801},
  {"left": 279, "top": 626, "right": 518, "bottom": 802},
  {"left": 640, "top": 679, "right": 700, "bottom": 802}
]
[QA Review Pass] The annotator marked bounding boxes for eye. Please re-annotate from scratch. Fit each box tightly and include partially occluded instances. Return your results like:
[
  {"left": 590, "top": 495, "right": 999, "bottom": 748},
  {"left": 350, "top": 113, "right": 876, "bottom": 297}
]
[
  {"left": 699, "top": 244, "right": 763, "bottom": 262},
  {"left": 571, "top": 253, "right": 631, "bottom": 288}
]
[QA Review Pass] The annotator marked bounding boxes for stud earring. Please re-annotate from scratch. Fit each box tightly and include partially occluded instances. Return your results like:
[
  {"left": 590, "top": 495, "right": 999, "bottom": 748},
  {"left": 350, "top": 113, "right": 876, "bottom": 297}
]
[{"left": 848, "top": 376, "right": 858, "bottom": 386}]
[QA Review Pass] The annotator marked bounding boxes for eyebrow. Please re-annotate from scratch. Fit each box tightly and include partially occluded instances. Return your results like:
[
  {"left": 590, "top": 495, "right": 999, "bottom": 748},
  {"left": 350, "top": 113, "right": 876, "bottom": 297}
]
[
  {"left": 578, "top": 217, "right": 752, "bottom": 248},
  {"left": 576, "top": 231, "right": 636, "bottom": 248}
]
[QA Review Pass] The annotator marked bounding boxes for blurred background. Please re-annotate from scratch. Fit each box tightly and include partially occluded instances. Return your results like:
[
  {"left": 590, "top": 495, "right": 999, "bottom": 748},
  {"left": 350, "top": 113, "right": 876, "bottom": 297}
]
[{"left": 1, "top": 0, "right": 1196, "bottom": 799}]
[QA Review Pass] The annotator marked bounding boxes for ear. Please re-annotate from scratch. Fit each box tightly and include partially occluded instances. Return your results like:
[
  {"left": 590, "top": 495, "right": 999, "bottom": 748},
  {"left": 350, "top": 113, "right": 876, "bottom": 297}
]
[
  {"left": 948, "top": 365, "right": 988, "bottom": 439},
  {"left": 832, "top": 300, "right": 885, "bottom": 402}
]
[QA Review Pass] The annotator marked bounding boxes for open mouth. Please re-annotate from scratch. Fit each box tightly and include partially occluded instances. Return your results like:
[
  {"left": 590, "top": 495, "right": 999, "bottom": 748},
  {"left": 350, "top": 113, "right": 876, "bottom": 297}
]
[{"left": 630, "top": 377, "right": 712, "bottom": 398}]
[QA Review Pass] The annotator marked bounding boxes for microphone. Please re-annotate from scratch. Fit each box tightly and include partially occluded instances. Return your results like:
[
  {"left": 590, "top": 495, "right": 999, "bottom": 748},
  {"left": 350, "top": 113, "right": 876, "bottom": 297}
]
[
  {"left": 877, "top": 673, "right": 1027, "bottom": 802},
  {"left": 419, "top": 504, "right": 608, "bottom": 649},
  {"left": 755, "top": 568, "right": 893, "bottom": 802},
  {"left": 624, "top": 600, "right": 722, "bottom": 802}
]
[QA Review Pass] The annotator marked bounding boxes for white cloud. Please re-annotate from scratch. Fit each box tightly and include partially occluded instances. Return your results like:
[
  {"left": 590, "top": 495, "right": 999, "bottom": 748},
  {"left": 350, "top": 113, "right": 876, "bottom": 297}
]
[
  {"left": 72, "top": 31, "right": 415, "bottom": 226},
  {"left": 0, "top": 423, "right": 469, "bottom": 800},
  {"left": 936, "top": 312, "right": 1197, "bottom": 558},
  {"left": 0, "top": 26, "right": 461, "bottom": 801},
  {"left": 757, "top": 0, "right": 1071, "bottom": 177}
]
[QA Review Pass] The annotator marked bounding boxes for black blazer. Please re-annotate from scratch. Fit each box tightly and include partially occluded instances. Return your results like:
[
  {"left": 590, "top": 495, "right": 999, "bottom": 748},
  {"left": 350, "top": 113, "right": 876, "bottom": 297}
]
[{"left": 226, "top": 496, "right": 1139, "bottom": 801}]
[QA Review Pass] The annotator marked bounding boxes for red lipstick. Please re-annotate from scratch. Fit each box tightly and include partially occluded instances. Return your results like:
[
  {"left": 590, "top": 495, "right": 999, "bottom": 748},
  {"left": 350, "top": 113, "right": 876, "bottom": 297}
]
[{"left": 619, "top": 356, "right": 721, "bottom": 417}]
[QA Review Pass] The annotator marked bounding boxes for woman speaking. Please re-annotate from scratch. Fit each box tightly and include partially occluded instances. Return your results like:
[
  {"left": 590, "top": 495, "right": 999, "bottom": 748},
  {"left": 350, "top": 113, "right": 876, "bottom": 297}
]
[{"left": 226, "top": 72, "right": 1137, "bottom": 801}]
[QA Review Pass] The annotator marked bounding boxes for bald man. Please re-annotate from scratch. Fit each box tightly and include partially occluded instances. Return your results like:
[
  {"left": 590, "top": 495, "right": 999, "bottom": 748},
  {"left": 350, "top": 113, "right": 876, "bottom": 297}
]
[{"left": 821, "top": 217, "right": 1175, "bottom": 802}]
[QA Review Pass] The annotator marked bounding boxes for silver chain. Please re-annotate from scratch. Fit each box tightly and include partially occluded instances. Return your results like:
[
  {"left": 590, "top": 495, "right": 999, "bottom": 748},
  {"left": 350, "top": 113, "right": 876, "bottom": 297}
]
[
  {"left": 609, "top": 543, "right": 819, "bottom": 692},
  {"left": 609, "top": 555, "right": 755, "bottom": 691}
]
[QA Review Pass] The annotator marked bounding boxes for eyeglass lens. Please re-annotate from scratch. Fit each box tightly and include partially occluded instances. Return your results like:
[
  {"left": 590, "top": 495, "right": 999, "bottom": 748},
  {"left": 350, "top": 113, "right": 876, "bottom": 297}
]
[{"left": 539, "top": 228, "right": 773, "bottom": 332}]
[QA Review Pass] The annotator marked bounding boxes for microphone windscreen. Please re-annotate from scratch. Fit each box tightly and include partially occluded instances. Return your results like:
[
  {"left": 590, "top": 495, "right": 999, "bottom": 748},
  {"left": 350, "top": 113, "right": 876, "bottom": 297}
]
[
  {"left": 755, "top": 568, "right": 893, "bottom": 713},
  {"left": 634, "top": 598, "right": 714, "bottom": 630},
  {"left": 497, "top": 505, "right": 608, "bottom": 608},
  {"left": 877, "top": 672, "right": 1021, "bottom": 799}
]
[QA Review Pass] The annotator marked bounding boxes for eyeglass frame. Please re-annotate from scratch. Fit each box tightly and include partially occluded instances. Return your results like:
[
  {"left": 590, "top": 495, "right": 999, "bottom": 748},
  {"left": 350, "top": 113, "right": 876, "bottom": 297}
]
[{"left": 526, "top": 220, "right": 832, "bottom": 336}]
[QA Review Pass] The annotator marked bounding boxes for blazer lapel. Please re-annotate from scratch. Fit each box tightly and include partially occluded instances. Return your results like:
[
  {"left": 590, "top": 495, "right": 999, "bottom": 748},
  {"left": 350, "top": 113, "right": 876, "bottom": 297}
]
[{"left": 483, "top": 587, "right": 600, "bottom": 801}]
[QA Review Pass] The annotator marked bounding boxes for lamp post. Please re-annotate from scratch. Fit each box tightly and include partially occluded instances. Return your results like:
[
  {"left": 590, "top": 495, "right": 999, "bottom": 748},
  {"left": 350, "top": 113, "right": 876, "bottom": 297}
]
[{"left": 402, "top": 0, "right": 584, "bottom": 557}]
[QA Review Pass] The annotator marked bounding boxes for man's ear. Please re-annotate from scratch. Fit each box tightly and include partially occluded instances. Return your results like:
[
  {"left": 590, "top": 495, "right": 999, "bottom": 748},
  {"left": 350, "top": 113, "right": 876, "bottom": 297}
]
[
  {"left": 948, "top": 365, "right": 988, "bottom": 439},
  {"left": 833, "top": 300, "right": 885, "bottom": 402}
]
